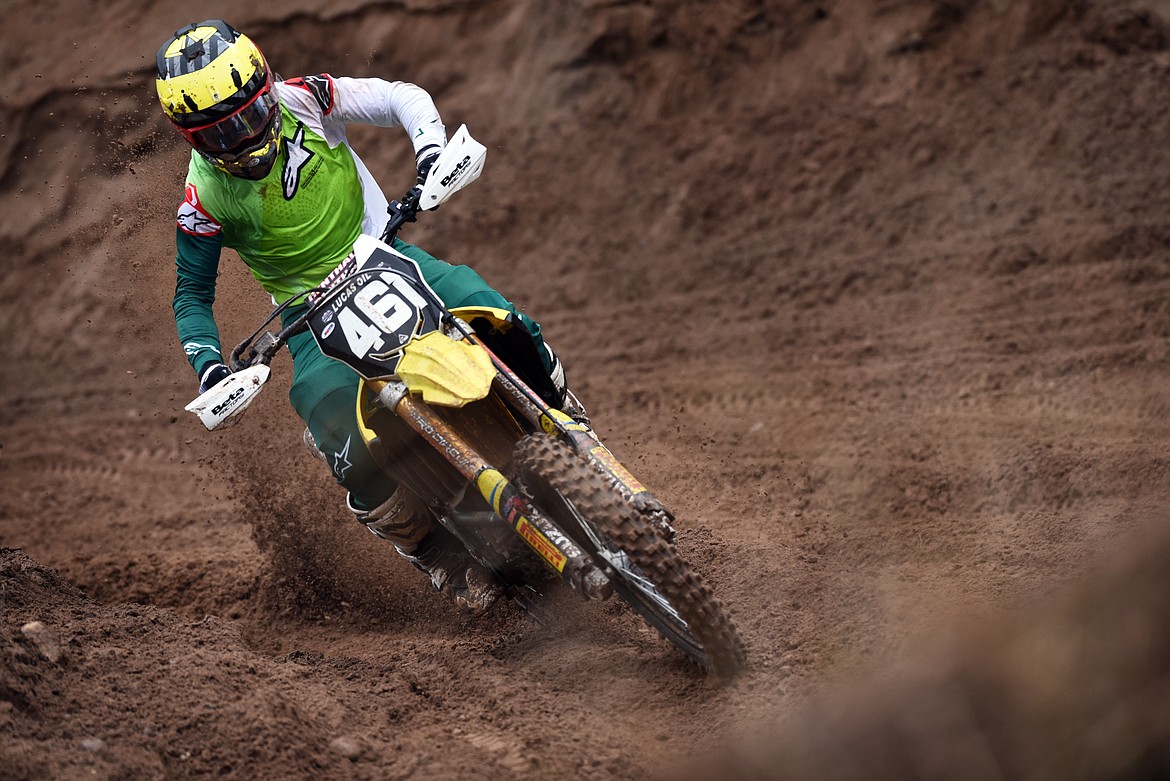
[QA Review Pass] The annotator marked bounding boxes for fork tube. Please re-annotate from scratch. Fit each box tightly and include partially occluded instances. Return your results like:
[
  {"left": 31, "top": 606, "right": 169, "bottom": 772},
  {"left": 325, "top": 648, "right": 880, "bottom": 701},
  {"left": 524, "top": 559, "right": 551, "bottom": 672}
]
[
  {"left": 467, "top": 340, "right": 597, "bottom": 448},
  {"left": 386, "top": 391, "right": 610, "bottom": 600},
  {"left": 470, "top": 341, "right": 665, "bottom": 513}
]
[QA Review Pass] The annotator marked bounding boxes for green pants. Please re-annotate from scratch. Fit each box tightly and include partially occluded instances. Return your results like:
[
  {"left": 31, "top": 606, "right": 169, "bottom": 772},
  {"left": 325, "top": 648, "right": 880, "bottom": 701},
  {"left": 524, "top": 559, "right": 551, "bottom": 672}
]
[{"left": 283, "top": 238, "right": 545, "bottom": 510}]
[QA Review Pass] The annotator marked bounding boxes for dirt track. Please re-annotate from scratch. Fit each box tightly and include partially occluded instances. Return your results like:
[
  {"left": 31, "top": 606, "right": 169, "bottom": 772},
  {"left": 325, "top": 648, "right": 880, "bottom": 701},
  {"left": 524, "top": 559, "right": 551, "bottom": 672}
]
[{"left": 4, "top": 1, "right": 1170, "bottom": 778}]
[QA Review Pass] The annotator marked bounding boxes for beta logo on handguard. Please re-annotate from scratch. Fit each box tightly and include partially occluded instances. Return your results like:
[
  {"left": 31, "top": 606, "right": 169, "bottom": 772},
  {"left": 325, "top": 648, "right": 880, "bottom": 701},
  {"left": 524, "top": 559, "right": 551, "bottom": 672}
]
[
  {"left": 440, "top": 155, "right": 472, "bottom": 187},
  {"left": 211, "top": 387, "right": 245, "bottom": 416}
]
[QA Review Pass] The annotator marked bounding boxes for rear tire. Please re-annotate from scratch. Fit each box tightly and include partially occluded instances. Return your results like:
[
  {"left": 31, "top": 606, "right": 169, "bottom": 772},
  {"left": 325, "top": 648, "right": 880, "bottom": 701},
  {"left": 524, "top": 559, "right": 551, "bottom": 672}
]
[{"left": 511, "top": 434, "right": 746, "bottom": 678}]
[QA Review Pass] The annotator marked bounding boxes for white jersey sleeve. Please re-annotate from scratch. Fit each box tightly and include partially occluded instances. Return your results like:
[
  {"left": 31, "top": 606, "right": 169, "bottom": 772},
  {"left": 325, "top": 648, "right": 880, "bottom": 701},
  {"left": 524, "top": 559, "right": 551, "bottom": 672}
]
[
  {"left": 333, "top": 76, "right": 446, "bottom": 159},
  {"left": 275, "top": 74, "right": 447, "bottom": 158}
]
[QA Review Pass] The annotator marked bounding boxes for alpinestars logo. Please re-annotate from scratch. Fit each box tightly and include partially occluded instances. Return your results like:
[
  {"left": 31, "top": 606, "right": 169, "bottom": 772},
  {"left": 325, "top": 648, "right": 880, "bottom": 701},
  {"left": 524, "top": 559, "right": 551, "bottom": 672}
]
[
  {"left": 282, "top": 124, "right": 314, "bottom": 200},
  {"left": 332, "top": 435, "right": 353, "bottom": 481},
  {"left": 177, "top": 183, "right": 222, "bottom": 236}
]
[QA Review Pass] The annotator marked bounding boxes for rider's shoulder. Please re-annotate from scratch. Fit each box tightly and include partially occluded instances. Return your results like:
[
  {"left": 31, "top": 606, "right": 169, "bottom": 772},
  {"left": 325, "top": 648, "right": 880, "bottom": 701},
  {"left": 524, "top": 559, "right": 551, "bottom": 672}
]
[{"left": 277, "top": 74, "right": 338, "bottom": 116}]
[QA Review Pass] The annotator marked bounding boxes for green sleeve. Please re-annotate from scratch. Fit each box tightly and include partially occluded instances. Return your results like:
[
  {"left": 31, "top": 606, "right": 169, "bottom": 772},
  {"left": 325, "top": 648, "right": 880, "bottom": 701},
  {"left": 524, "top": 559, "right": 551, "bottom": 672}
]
[{"left": 173, "top": 227, "right": 225, "bottom": 378}]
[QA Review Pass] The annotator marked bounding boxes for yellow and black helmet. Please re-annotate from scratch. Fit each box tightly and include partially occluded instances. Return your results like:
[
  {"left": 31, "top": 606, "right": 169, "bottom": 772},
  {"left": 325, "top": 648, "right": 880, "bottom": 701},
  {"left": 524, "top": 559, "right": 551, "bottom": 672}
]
[{"left": 156, "top": 20, "right": 282, "bottom": 179}]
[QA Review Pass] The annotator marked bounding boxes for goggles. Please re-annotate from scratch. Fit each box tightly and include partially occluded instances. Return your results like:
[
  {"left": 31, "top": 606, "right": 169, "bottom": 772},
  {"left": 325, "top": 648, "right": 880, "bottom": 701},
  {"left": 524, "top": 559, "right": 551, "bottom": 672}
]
[{"left": 178, "top": 81, "right": 279, "bottom": 155}]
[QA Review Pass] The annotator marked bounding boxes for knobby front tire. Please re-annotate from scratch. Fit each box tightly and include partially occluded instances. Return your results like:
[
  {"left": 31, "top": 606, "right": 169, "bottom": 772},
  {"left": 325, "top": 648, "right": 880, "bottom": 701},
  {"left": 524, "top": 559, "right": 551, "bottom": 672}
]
[{"left": 511, "top": 434, "right": 746, "bottom": 679}]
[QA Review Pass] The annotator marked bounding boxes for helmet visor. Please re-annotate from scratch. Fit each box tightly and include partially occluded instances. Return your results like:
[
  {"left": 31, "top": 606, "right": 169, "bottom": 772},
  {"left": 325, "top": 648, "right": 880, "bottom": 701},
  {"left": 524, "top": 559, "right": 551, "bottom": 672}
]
[{"left": 180, "top": 83, "right": 279, "bottom": 155}]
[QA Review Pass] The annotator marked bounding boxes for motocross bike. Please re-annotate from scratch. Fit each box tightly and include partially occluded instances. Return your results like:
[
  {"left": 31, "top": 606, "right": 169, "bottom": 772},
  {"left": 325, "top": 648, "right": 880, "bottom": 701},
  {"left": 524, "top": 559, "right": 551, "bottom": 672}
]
[{"left": 185, "top": 127, "right": 747, "bottom": 678}]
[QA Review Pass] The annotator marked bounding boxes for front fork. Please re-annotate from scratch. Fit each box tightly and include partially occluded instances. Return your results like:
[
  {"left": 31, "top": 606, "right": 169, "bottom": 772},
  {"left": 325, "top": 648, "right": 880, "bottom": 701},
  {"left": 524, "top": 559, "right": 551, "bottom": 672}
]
[
  {"left": 365, "top": 376, "right": 612, "bottom": 601},
  {"left": 480, "top": 340, "right": 678, "bottom": 532}
]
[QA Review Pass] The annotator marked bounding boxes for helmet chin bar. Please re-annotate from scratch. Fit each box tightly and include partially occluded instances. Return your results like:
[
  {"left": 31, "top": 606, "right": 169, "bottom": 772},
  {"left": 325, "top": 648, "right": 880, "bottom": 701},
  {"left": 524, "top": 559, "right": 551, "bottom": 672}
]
[{"left": 199, "top": 146, "right": 278, "bottom": 179}]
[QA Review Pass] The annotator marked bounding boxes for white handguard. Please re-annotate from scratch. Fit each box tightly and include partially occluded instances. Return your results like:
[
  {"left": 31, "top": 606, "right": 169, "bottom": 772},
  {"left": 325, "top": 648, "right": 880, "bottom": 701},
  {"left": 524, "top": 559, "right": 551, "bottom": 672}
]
[
  {"left": 418, "top": 124, "right": 487, "bottom": 211},
  {"left": 184, "top": 365, "right": 271, "bottom": 431}
]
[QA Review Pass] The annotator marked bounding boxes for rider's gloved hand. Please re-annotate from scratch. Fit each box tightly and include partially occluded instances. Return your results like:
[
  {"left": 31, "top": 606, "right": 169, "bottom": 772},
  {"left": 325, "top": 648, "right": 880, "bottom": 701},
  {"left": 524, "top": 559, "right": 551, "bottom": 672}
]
[
  {"left": 415, "top": 144, "right": 441, "bottom": 187},
  {"left": 199, "top": 363, "right": 232, "bottom": 393}
]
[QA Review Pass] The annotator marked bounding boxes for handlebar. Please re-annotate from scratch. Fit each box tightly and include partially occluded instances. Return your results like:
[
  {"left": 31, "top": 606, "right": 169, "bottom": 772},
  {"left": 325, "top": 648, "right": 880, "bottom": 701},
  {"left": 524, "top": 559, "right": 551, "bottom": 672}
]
[{"left": 380, "top": 185, "right": 422, "bottom": 244}]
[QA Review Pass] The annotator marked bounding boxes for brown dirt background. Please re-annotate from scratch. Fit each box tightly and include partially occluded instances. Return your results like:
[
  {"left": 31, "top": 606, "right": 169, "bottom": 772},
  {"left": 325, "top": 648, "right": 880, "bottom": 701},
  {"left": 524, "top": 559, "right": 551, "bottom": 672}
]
[{"left": 4, "top": 1, "right": 1170, "bottom": 778}]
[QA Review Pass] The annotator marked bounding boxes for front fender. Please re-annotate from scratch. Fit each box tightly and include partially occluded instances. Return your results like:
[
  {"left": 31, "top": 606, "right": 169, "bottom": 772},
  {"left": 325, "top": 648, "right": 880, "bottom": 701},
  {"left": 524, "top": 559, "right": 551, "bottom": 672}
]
[{"left": 396, "top": 330, "right": 495, "bottom": 408}]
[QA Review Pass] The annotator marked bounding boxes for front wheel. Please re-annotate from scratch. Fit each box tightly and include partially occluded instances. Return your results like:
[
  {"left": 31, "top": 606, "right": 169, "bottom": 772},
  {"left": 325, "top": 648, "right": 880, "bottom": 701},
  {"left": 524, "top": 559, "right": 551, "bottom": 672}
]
[{"left": 511, "top": 434, "right": 746, "bottom": 679}]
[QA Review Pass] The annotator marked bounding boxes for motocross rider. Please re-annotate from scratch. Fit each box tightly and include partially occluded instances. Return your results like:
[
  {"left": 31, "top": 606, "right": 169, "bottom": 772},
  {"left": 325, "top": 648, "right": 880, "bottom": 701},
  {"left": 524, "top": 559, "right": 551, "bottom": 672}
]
[{"left": 156, "top": 20, "right": 573, "bottom": 615}]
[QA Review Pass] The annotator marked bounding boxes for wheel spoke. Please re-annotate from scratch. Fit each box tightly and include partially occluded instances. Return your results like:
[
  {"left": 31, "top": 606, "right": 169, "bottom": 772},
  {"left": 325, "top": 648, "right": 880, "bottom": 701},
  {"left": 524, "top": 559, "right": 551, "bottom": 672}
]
[{"left": 559, "top": 493, "right": 689, "bottom": 623}]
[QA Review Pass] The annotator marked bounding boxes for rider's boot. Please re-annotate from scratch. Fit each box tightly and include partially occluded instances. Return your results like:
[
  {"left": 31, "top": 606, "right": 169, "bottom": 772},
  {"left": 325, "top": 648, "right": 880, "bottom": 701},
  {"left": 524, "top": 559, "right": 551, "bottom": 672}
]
[
  {"left": 303, "top": 427, "right": 327, "bottom": 463},
  {"left": 543, "top": 342, "right": 592, "bottom": 428},
  {"left": 348, "top": 488, "right": 501, "bottom": 615}
]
